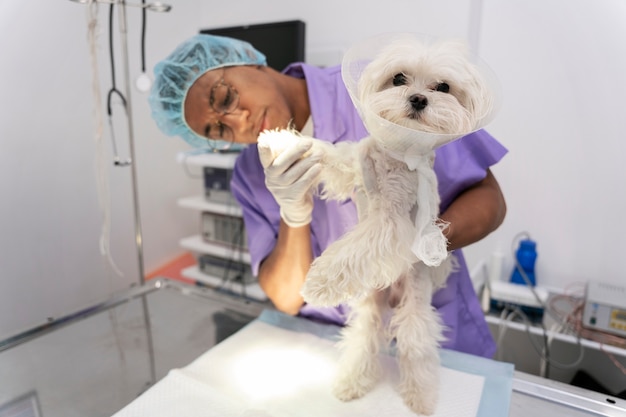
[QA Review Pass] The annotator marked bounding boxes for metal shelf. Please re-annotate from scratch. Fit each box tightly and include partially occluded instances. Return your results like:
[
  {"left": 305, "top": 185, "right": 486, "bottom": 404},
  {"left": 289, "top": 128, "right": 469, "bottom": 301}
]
[
  {"left": 177, "top": 195, "right": 243, "bottom": 217},
  {"left": 486, "top": 312, "right": 626, "bottom": 357},
  {"left": 179, "top": 235, "right": 251, "bottom": 265},
  {"left": 176, "top": 151, "right": 240, "bottom": 169},
  {"left": 181, "top": 266, "right": 266, "bottom": 302}
]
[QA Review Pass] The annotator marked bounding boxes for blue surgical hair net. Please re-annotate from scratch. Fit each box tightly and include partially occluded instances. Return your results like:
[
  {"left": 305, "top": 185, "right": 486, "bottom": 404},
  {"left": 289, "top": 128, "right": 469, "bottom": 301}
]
[{"left": 149, "top": 34, "right": 267, "bottom": 149}]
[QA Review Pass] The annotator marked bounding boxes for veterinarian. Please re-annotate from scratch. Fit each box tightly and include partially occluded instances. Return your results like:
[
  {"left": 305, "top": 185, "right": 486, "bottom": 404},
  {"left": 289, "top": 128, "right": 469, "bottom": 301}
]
[{"left": 149, "top": 34, "right": 507, "bottom": 358}]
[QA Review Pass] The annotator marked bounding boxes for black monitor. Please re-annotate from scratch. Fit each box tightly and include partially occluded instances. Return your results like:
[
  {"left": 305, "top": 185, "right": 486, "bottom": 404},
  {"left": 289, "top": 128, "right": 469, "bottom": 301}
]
[{"left": 200, "top": 20, "right": 306, "bottom": 71}]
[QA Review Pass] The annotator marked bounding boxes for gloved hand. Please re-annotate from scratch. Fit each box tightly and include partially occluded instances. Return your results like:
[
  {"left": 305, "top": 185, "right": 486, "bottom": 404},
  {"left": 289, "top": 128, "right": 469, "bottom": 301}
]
[{"left": 258, "top": 131, "right": 322, "bottom": 227}]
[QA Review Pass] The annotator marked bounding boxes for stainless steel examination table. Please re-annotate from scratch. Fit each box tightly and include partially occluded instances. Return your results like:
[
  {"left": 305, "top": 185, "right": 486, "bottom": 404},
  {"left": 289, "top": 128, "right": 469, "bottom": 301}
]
[{"left": 1, "top": 278, "right": 624, "bottom": 417}]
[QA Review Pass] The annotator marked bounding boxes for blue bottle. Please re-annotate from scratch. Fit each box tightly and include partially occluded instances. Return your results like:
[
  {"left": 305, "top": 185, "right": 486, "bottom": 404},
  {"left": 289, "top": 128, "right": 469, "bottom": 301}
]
[{"left": 510, "top": 239, "right": 537, "bottom": 286}]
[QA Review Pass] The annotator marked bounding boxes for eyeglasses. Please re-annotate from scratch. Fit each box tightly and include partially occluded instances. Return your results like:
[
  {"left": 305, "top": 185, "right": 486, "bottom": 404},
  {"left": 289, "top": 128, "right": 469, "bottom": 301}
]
[
  {"left": 210, "top": 75, "right": 239, "bottom": 115},
  {"left": 205, "top": 69, "right": 239, "bottom": 148}
]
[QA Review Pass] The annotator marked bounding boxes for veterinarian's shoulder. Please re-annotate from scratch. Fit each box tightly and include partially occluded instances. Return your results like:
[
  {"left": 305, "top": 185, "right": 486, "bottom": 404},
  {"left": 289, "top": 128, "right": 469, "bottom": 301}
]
[{"left": 283, "top": 62, "right": 343, "bottom": 89}]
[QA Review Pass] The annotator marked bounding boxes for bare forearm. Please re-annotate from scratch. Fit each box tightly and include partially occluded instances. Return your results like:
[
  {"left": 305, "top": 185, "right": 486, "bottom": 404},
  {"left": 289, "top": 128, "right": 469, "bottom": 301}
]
[
  {"left": 258, "top": 220, "right": 312, "bottom": 314},
  {"left": 439, "top": 169, "right": 506, "bottom": 251}
]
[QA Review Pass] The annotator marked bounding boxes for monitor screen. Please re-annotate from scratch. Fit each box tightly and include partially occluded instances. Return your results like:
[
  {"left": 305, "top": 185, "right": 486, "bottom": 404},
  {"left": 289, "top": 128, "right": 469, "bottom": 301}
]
[{"left": 200, "top": 20, "right": 306, "bottom": 71}]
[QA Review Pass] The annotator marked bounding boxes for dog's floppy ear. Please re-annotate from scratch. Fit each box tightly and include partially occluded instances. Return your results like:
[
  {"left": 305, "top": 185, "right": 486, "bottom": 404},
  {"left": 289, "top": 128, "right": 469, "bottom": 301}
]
[
  {"left": 461, "top": 60, "right": 495, "bottom": 126},
  {"left": 436, "top": 39, "right": 495, "bottom": 128}
]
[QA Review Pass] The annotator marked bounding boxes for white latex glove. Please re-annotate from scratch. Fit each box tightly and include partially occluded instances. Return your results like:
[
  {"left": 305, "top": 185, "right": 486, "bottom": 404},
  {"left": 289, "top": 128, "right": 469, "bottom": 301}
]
[{"left": 257, "top": 131, "right": 322, "bottom": 227}]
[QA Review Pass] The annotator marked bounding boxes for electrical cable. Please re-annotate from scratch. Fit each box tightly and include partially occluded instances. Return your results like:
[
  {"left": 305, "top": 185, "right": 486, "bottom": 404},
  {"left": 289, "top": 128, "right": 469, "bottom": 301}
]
[
  {"left": 504, "top": 232, "right": 626, "bottom": 377},
  {"left": 547, "top": 287, "right": 626, "bottom": 377},
  {"left": 495, "top": 308, "right": 516, "bottom": 362},
  {"left": 135, "top": 0, "right": 152, "bottom": 92},
  {"left": 106, "top": 3, "right": 131, "bottom": 166},
  {"left": 79, "top": 1, "right": 164, "bottom": 390},
  {"left": 541, "top": 319, "right": 551, "bottom": 379},
  {"left": 86, "top": 0, "right": 124, "bottom": 278},
  {"left": 194, "top": 169, "right": 251, "bottom": 299},
  {"left": 141, "top": 0, "right": 147, "bottom": 73},
  {"left": 510, "top": 232, "right": 549, "bottom": 313},
  {"left": 218, "top": 220, "right": 247, "bottom": 297},
  {"left": 568, "top": 302, "right": 626, "bottom": 375},
  {"left": 507, "top": 231, "right": 586, "bottom": 372},
  {"left": 216, "top": 197, "right": 248, "bottom": 299},
  {"left": 506, "top": 305, "right": 585, "bottom": 370},
  {"left": 107, "top": 4, "right": 125, "bottom": 109},
  {"left": 230, "top": 192, "right": 248, "bottom": 299}
]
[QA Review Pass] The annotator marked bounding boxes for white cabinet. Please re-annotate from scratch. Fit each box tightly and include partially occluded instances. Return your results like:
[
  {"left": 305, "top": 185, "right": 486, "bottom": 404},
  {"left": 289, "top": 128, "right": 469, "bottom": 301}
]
[
  {"left": 177, "top": 152, "right": 267, "bottom": 301},
  {"left": 178, "top": 195, "right": 242, "bottom": 217},
  {"left": 176, "top": 150, "right": 241, "bottom": 169}
]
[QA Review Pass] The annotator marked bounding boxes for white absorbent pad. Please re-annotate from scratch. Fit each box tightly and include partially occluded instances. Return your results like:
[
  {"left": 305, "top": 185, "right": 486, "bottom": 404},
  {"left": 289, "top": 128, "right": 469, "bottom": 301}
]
[{"left": 112, "top": 310, "right": 513, "bottom": 417}]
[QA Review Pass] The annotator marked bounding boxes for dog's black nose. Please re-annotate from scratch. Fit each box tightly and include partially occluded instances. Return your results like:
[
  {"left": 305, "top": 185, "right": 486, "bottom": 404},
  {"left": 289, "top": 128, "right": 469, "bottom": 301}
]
[{"left": 410, "top": 94, "right": 428, "bottom": 111}]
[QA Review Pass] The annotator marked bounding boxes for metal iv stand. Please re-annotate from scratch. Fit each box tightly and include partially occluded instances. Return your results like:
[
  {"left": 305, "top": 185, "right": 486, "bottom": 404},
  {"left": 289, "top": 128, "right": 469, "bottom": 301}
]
[
  {"left": 0, "top": 0, "right": 175, "bottom": 394},
  {"left": 68, "top": 0, "right": 171, "bottom": 390},
  {"left": 116, "top": 0, "right": 155, "bottom": 389}
]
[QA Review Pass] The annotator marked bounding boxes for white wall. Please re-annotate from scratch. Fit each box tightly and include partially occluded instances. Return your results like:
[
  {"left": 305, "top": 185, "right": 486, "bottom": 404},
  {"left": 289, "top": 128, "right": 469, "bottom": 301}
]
[
  {"left": 0, "top": 0, "right": 200, "bottom": 338},
  {"left": 1, "top": 0, "right": 624, "bottom": 338},
  {"left": 0, "top": 0, "right": 477, "bottom": 338},
  {"left": 174, "top": 0, "right": 626, "bottom": 292},
  {"left": 195, "top": 0, "right": 477, "bottom": 63},
  {"left": 193, "top": 0, "right": 626, "bottom": 292},
  {"left": 465, "top": 0, "right": 626, "bottom": 291}
]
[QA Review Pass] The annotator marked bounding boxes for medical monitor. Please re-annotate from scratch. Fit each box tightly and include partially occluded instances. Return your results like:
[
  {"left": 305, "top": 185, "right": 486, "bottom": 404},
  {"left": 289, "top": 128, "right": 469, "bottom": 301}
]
[{"left": 200, "top": 20, "right": 306, "bottom": 71}]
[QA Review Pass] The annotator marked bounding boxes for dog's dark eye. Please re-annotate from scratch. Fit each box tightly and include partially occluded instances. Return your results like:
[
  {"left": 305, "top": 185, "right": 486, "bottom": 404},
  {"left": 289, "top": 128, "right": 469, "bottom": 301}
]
[
  {"left": 435, "top": 82, "right": 450, "bottom": 93},
  {"left": 393, "top": 73, "right": 408, "bottom": 86}
]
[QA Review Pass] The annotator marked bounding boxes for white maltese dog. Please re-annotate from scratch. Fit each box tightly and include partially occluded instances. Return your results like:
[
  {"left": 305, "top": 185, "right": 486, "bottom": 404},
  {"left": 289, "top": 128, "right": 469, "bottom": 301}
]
[{"left": 258, "top": 33, "right": 497, "bottom": 415}]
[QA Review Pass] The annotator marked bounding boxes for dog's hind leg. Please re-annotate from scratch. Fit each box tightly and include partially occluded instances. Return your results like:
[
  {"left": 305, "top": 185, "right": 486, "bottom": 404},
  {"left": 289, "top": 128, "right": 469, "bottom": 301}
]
[
  {"left": 333, "top": 289, "right": 386, "bottom": 402},
  {"left": 390, "top": 267, "right": 444, "bottom": 416}
]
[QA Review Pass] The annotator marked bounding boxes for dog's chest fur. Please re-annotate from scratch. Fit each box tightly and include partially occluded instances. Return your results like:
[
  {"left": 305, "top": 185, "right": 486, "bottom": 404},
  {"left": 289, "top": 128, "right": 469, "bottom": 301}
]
[{"left": 354, "top": 136, "right": 424, "bottom": 223}]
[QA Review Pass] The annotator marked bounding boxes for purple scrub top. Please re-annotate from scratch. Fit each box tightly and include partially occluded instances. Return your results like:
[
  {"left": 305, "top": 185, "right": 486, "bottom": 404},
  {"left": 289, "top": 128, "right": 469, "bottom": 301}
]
[{"left": 230, "top": 63, "right": 507, "bottom": 358}]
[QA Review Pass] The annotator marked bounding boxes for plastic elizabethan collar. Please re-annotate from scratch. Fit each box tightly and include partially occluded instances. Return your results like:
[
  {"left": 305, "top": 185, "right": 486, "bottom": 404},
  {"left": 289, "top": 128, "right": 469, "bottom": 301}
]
[{"left": 341, "top": 32, "right": 502, "bottom": 168}]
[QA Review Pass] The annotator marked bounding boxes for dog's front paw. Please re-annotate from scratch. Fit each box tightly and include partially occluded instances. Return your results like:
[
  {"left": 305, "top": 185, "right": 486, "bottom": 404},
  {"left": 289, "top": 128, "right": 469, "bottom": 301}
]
[
  {"left": 257, "top": 129, "right": 319, "bottom": 167},
  {"left": 257, "top": 128, "right": 304, "bottom": 160}
]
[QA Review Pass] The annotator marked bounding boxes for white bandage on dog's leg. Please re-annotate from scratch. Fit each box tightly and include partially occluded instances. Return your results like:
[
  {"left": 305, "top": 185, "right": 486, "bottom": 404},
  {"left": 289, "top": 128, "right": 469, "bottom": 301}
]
[
  {"left": 257, "top": 129, "right": 321, "bottom": 227},
  {"left": 257, "top": 128, "right": 314, "bottom": 160},
  {"left": 412, "top": 227, "right": 448, "bottom": 267}
]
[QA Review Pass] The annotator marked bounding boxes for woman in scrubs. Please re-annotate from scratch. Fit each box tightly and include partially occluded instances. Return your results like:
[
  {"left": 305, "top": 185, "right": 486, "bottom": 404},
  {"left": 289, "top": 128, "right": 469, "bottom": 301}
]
[{"left": 149, "top": 34, "right": 507, "bottom": 358}]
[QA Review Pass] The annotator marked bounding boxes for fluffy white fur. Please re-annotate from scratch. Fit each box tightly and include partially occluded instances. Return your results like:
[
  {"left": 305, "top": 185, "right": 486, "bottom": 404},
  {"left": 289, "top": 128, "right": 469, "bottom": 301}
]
[{"left": 258, "top": 37, "right": 493, "bottom": 415}]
